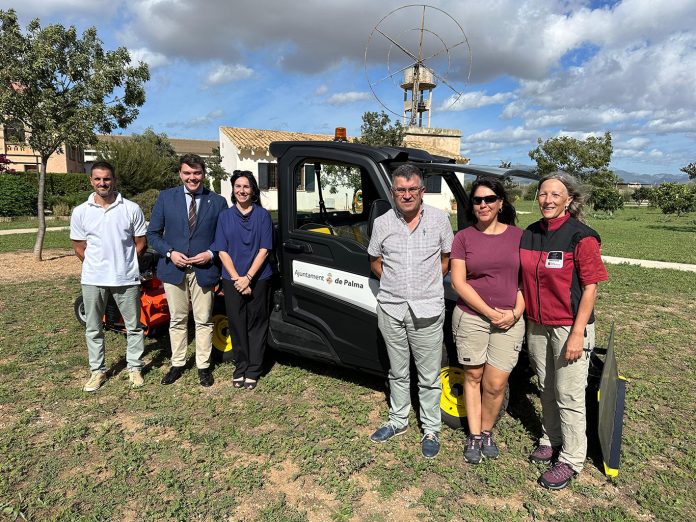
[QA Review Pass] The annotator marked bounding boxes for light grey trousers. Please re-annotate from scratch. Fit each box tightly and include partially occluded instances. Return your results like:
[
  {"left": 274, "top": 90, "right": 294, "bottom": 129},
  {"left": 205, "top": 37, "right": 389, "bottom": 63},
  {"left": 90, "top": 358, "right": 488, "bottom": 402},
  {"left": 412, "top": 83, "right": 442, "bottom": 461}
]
[
  {"left": 527, "top": 321, "right": 594, "bottom": 473},
  {"left": 377, "top": 305, "right": 444, "bottom": 435},
  {"left": 82, "top": 284, "right": 144, "bottom": 373}
]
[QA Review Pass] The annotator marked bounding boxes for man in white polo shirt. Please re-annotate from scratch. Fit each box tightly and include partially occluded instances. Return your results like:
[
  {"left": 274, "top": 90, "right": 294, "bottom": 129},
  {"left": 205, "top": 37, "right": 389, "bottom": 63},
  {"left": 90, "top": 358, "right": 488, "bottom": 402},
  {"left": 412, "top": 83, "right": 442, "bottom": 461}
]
[{"left": 71, "top": 161, "right": 148, "bottom": 392}]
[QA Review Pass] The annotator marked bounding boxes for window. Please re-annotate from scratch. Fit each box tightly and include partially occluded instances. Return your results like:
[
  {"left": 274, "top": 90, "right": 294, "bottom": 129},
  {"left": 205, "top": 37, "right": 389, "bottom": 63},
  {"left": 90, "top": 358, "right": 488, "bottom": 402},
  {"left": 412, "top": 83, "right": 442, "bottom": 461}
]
[
  {"left": 293, "top": 161, "right": 377, "bottom": 247},
  {"left": 3, "top": 120, "right": 26, "bottom": 144},
  {"left": 258, "top": 162, "right": 278, "bottom": 190},
  {"left": 423, "top": 174, "right": 442, "bottom": 193}
]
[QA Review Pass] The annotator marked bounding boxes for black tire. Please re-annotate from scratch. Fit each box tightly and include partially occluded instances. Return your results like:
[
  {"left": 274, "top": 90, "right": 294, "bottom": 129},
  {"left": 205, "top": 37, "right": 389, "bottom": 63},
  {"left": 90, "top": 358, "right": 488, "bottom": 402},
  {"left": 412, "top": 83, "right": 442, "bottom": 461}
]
[
  {"left": 74, "top": 295, "right": 86, "bottom": 327},
  {"left": 211, "top": 301, "right": 235, "bottom": 363}
]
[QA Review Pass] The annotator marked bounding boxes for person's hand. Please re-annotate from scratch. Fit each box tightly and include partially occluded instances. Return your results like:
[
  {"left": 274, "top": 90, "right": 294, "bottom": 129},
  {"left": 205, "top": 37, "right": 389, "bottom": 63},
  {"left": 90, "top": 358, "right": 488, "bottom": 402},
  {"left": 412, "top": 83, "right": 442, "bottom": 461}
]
[
  {"left": 187, "top": 251, "right": 213, "bottom": 265},
  {"left": 564, "top": 331, "right": 585, "bottom": 362},
  {"left": 234, "top": 275, "right": 251, "bottom": 293},
  {"left": 170, "top": 251, "right": 190, "bottom": 268},
  {"left": 241, "top": 286, "right": 252, "bottom": 296},
  {"left": 491, "top": 308, "right": 516, "bottom": 330}
]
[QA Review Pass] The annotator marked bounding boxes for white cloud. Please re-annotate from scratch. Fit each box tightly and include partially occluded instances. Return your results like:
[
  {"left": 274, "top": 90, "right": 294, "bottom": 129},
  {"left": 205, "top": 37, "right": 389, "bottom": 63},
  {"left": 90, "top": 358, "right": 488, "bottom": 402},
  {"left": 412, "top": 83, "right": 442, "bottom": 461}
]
[
  {"left": 325, "top": 91, "right": 371, "bottom": 105},
  {"left": 314, "top": 84, "right": 329, "bottom": 96},
  {"left": 129, "top": 47, "right": 169, "bottom": 69},
  {"left": 439, "top": 91, "right": 514, "bottom": 111},
  {"left": 205, "top": 64, "right": 253, "bottom": 87},
  {"left": 623, "top": 137, "right": 650, "bottom": 148},
  {"left": 166, "top": 110, "right": 225, "bottom": 130}
]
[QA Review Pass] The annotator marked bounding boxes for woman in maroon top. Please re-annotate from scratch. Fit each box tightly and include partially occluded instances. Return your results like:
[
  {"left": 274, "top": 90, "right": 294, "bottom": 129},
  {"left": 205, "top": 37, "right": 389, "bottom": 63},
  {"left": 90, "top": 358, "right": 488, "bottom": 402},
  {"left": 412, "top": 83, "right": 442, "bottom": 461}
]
[
  {"left": 450, "top": 177, "right": 525, "bottom": 464},
  {"left": 520, "top": 172, "right": 608, "bottom": 490}
]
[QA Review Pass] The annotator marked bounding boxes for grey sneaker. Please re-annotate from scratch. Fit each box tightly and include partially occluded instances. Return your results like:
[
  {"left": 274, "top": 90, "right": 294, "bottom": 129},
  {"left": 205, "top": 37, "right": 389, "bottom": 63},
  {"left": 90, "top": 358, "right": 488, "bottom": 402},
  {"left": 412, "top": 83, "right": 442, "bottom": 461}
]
[
  {"left": 538, "top": 461, "right": 577, "bottom": 490},
  {"left": 370, "top": 423, "right": 407, "bottom": 443},
  {"left": 464, "top": 434, "right": 482, "bottom": 464},
  {"left": 83, "top": 371, "right": 107, "bottom": 392},
  {"left": 129, "top": 370, "right": 144, "bottom": 388},
  {"left": 529, "top": 444, "right": 558, "bottom": 464},
  {"left": 421, "top": 433, "right": 440, "bottom": 459},
  {"left": 481, "top": 430, "right": 499, "bottom": 460}
]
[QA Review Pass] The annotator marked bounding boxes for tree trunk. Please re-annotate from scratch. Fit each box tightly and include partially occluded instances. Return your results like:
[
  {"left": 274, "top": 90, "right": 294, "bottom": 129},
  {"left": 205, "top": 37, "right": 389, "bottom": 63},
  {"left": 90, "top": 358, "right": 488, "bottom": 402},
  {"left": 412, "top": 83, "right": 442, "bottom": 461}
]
[{"left": 33, "top": 158, "right": 48, "bottom": 261}]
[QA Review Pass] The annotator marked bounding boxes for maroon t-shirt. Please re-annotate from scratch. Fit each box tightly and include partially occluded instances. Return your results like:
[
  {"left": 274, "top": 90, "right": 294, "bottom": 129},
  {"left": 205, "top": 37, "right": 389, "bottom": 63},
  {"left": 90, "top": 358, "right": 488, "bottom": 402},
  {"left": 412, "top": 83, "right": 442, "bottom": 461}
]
[{"left": 451, "top": 225, "right": 523, "bottom": 316}]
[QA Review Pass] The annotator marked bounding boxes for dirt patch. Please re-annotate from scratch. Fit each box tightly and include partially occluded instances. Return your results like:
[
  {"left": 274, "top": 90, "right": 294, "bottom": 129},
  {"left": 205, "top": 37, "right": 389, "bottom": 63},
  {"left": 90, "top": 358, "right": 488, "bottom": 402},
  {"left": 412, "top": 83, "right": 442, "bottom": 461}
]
[{"left": 0, "top": 249, "right": 81, "bottom": 283}]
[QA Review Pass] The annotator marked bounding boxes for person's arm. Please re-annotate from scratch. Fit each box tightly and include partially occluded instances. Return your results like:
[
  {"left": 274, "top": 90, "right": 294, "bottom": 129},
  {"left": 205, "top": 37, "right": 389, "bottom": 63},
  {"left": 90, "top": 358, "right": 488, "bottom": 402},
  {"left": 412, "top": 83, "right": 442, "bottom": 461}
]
[
  {"left": 370, "top": 255, "right": 383, "bottom": 279},
  {"left": 564, "top": 283, "right": 597, "bottom": 362},
  {"left": 72, "top": 240, "right": 86, "bottom": 262},
  {"left": 441, "top": 253, "right": 450, "bottom": 276},
  {"left": 134, "top": 236, "right": 147, "bottom": 257},
  {"left": 219, "top": 251, "right": 241, "bottom": 281},
  {"left": 235, "top": 248, "right": 268, "bottom": 293},
  {"left": 493, "top": 289, "right": 525, "bottom": 330},
  {"left": 450, "top": 258, "right": 504, "bottom": 323}
]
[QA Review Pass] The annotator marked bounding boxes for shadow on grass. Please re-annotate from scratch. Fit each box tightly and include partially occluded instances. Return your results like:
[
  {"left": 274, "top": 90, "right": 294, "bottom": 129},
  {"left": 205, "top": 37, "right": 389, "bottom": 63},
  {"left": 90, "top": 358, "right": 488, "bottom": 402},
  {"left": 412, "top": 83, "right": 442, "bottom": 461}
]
[{"left": 646, "top": 224, "right": 696, "bottom": 233}]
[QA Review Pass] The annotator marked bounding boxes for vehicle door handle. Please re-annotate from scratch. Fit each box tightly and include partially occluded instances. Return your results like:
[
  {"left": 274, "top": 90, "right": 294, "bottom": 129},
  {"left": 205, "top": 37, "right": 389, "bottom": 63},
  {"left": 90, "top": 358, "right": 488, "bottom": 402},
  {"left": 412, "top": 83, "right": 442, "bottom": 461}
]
[{"left": 283, "top": 240, "right": 312, "bottom": 254}]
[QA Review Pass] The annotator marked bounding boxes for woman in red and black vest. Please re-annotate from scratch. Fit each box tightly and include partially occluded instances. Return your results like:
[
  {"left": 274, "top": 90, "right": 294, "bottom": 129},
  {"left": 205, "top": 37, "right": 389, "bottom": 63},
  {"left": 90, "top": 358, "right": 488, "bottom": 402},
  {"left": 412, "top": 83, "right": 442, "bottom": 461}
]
[{"left": 520, "top": 172, "right": 608, "bottom": 490}]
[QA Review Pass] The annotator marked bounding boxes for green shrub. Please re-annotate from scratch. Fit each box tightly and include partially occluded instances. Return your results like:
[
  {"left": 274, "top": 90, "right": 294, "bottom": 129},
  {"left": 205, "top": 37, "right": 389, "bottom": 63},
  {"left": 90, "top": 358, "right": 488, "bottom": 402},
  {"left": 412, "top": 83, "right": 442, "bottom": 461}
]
[
  {"left": 631, "top": 186, "right": 654, "bottom": 204},
  {"left": 590, "top": 186, "right": 624, "bottom": 214},
  {"left": 47, "top": 190, "right": 93, "bottom": 212},
  {"left": 29, "top": 172, "right": 91, "bottom": 197},
  {"left": 129, "top": 189, "right": 160, "bottom": 221},
  {"left": 0, "top": 174, "right": 38, "bottom": 216},
  {"left": 651, "top": 183, "right": 696, "bottom": 216},
  {"left": 523, "top": 184, "right": 538, "bottom": 200}
]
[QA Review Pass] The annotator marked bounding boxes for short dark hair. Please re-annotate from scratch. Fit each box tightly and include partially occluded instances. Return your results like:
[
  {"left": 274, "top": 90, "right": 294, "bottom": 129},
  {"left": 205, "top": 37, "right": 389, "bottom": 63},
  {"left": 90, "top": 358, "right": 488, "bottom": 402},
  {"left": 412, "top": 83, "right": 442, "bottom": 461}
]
[
  {"left": 465, "top": 176, "right": 517, "bottom": 225},
  {"left": 179, "top": 153, "right": 206, "bottom": 174},
  {"left": 391, "top": 163, "right": 422, "bottom": 185},
  {"left": 90, "top": 160, "right": 115, "bottom": 177},
  {"left": 231, "top": 170, "right": 263, "bottom": 208}
]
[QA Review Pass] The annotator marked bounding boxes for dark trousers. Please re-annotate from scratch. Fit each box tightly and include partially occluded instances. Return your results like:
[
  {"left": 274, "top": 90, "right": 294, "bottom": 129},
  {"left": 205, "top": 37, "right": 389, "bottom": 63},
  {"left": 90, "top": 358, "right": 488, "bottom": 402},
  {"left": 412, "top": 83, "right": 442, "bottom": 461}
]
[{"left": 222, "top": 277, "right": 271, "bottom": 380}]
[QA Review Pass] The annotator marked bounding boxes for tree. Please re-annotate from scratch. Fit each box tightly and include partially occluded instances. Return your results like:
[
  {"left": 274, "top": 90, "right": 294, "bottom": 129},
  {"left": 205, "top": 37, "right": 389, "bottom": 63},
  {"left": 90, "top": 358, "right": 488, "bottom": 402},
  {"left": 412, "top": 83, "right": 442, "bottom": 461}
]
[
  {"left": 205, "top": 146, "right": 230, "bottom": 193},
  {"left": 96, "top": 129, "right": 178, "bottom": 197},
  {"left": 680, "top": 162, "right": 696, "bottom": 180},
  {"left": 651, "top": 183, "right": 696, "bottom": 216},
  {"left": 0, "top": 154, "right": 13, "bottom": 172},
  {"left": 529, "top": 132, "right": 623, "bottom": 213},
  {"left": 354, "top": 111, "right": 404, "bottom": 147},
  {"left": 631, "top": 186, "right": 653, "bottom": 205},
  {"left": 322, "top": 111, "right": 405, "bottom": 194},
  {"left": 529, "top": 132, "right": 613, "bottom": 180},
  {"left": 0, "top": 10, "right": 149, "bottom": 260}
]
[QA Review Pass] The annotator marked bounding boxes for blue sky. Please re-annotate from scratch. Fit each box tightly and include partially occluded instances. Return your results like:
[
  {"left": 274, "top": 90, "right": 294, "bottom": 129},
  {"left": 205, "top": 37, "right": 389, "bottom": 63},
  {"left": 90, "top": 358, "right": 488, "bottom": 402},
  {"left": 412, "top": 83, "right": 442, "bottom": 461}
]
[{"left": 2, "top": 0, "right": 695, "bottom": 175}]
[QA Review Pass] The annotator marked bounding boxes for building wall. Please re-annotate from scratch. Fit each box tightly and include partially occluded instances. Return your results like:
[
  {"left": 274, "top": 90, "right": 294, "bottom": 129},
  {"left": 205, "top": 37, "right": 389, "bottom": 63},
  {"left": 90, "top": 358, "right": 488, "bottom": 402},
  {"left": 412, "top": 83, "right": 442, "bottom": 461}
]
[{"left": 1, "top": 136, "right": 83, "bottom": 173}]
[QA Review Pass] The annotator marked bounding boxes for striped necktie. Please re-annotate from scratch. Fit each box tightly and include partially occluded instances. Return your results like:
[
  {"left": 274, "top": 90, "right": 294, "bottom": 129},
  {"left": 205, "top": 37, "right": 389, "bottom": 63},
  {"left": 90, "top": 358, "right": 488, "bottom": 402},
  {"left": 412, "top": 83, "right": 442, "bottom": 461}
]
[{"left": 188, "top": 193, "right": 197, "bottom": 231}]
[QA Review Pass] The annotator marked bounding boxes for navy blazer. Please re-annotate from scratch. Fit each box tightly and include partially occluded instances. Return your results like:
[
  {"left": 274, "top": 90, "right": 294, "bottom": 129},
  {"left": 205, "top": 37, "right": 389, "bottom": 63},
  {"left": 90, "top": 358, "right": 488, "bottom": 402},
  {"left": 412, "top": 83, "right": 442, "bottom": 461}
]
[{"left": 147, "top": 185, "right": 228, "bottom": 286}]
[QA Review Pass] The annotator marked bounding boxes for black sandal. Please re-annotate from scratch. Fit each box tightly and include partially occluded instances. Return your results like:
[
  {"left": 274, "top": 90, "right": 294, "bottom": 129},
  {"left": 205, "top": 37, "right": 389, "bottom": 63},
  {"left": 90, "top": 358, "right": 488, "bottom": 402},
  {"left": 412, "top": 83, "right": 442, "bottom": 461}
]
[
  {"left": 232, "top": 378, "right": 244, "bottom": 389},
  {"left": 244, "top": 378, "right": 257, "bottom": 390}
]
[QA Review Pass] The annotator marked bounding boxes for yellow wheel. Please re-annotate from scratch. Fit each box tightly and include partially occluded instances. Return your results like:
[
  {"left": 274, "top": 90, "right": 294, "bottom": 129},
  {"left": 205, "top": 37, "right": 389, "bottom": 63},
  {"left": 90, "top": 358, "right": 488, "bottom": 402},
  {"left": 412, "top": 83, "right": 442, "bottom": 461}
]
[
  {"left": 440, "top": 366, "right": 467, "bottom": 429},
  {"left": 212, "top": 313, "right": 234, "bottom": 362}
]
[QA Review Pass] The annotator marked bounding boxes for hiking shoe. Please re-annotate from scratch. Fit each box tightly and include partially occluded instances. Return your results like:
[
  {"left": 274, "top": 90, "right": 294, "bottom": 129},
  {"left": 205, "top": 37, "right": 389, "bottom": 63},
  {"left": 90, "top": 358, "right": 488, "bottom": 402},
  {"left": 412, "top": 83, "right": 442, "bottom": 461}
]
[
  {"left": 538, "top": 461, "right": 577, "bottom": 490},
  {"left": 463, "top": 434, "right": 482, "bottom": 464},
  {"left": 529, "top": 444, "right": 557, "bottom": 464},
  {"left": 83, "top": 371, "right": 107, "bottom": 392},
  {"left": 421, "top": 433, "right": 440, "bottom": 459},
  {"left": 129, "top": 370, "right": 144, "bottom": 388},
  {"left": 370, "top": 423, "right": 407, "bottom": 443},
  {"left": 481, "top": 430, "right": 499, "bottom": 460}
]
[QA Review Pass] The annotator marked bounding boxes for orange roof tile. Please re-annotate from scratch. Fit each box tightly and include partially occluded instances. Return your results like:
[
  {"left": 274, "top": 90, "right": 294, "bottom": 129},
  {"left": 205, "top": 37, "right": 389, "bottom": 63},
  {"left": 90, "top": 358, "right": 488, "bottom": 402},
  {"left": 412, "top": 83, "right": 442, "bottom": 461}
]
[{"left": 221, "top": 127, "right": 334, "bottom": 152}]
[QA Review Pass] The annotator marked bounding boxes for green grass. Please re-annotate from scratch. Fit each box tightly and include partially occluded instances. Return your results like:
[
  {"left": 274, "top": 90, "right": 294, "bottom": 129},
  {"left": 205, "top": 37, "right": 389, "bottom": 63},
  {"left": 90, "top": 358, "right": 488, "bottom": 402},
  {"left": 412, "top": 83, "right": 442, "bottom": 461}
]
[
  {"left": 1, "top": 266, "right": 695, "bottom": 520},
  {"left": 511, "top": 201, "right": 696, "bottom": 263},
  {"left": 0, "top": 230, "right": 72, "bottom": 253},
  {"left": 0, "top": 216, "right": 69, "bottom": 230}
]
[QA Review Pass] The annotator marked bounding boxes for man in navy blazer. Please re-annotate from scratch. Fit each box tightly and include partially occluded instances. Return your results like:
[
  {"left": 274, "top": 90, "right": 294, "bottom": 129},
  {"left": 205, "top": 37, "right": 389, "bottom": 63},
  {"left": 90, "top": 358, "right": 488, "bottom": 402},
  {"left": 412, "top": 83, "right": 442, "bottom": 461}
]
[{"left": 147, "top": 154, "right": 228, "bottom": 387}]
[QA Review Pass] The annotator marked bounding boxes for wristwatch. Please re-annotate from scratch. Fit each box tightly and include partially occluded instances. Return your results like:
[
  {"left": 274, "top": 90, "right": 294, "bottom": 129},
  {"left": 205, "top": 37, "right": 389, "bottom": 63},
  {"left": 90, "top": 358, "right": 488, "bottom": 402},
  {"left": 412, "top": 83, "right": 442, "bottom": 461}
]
[{"left": 166, "top": 249, "right": 173, "bottom": 259}]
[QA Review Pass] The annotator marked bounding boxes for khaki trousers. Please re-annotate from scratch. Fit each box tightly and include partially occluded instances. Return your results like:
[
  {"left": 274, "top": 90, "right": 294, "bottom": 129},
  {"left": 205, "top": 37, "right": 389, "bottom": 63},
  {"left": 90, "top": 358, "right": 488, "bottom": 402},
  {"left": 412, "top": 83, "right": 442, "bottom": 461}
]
[
  {"left": 527, "top": 321, "right": 594, "bottom": 473},
  {"left": 164, "top": 269, "right": 214, "bottom": 369}
]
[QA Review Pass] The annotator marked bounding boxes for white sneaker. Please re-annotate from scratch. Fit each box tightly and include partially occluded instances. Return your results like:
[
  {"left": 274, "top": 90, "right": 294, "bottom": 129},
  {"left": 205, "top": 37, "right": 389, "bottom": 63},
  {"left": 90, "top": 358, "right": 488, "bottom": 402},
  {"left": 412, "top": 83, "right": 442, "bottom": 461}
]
[
  {"left": 83, "top": 371, "right": 107, "bottom": 392},
  {"left": 129, "top": 370, "right": 144, "bottom": 388}
]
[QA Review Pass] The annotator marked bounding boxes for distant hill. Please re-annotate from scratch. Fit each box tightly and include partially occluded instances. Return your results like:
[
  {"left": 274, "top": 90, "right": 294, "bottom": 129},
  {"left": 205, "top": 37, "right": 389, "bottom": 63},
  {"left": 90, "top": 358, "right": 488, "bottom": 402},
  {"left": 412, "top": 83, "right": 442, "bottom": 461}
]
[{"left": 614, "top": 169, "right": 690, "bottom": 185}]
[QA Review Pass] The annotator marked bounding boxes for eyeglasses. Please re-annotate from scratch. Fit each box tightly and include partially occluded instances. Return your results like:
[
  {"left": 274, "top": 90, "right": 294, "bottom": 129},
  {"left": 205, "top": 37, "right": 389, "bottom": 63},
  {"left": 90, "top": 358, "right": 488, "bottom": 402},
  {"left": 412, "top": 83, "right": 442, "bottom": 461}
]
[
  {"left": 472, "top": 195, "right": 500, "bottom": 205},
  {"left": 392, "top": 186, "right": 424, "bottom": 196}
]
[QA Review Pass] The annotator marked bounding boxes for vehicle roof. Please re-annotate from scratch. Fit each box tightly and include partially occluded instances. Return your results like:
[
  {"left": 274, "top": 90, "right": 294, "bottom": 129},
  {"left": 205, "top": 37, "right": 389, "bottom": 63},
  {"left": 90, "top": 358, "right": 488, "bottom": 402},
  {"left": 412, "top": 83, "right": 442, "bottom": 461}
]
[{"left": 269, "top": 140, "right": 537, "bottom": 180}]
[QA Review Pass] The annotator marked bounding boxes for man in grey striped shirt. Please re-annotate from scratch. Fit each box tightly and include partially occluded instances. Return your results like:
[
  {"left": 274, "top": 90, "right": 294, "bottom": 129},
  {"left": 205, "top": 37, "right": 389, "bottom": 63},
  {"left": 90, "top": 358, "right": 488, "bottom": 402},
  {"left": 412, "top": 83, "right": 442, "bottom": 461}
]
[{"left": 367, "top": 163, "right": 454, "bottom": 458}]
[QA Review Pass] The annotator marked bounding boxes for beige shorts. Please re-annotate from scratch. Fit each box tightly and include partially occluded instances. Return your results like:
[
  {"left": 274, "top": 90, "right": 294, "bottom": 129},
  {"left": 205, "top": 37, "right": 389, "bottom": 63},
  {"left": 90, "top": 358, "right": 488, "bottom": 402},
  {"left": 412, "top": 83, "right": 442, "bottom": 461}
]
[{"left": 452, "top": 306, "right": 525, "bottom": 373}]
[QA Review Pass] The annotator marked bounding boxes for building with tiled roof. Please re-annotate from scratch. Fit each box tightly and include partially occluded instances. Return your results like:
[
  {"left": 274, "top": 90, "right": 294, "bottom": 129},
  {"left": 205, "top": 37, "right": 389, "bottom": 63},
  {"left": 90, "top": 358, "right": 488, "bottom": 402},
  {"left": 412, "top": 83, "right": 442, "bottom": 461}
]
[{"left": 218, "top": 125, "right": 466, "bottom": 212}]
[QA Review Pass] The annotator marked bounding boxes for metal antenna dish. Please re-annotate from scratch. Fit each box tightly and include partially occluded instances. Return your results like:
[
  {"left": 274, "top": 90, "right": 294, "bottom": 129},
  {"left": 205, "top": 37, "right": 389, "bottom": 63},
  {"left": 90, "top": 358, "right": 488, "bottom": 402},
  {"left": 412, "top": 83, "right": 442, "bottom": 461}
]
[{"left": 365, "top": 4, "right": 472, "bottom": 127}]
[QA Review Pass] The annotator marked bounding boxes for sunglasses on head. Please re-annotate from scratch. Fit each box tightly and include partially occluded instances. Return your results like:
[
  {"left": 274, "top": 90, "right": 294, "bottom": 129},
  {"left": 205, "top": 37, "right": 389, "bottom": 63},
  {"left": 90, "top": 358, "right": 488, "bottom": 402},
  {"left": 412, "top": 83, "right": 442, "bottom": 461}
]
[{"left": 472, "top": 195, "right": 500, "bottom": 205}]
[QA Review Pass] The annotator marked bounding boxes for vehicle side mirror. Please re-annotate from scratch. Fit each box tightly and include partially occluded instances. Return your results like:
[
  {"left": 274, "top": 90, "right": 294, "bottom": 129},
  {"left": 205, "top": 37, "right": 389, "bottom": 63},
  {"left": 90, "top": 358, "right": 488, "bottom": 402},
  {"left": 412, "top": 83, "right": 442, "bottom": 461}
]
[{"left": 367, "top": 199, "right": 392, "bottom": 237}]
